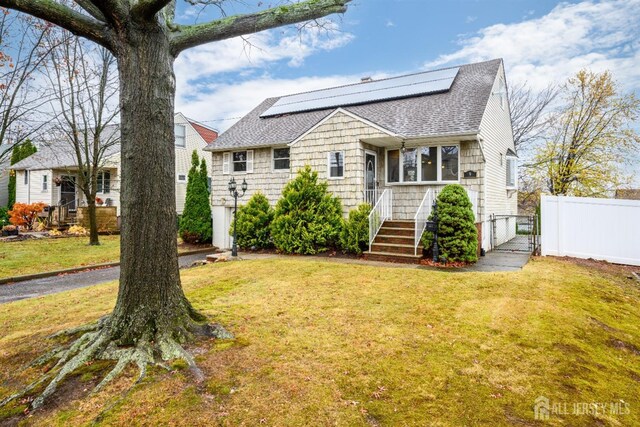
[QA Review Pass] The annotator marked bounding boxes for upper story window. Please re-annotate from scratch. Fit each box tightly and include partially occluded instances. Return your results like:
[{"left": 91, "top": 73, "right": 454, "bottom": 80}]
[
  {"left": 273, "top": 147, "right": 290, "bottom": 170},
  {"left": 97, "top": 171, "right": 111, "bottom": 193},
  {"left": 328, "top": 151, "right": 344, "bottom": 179},
  {"left": 177, "top": 174, "right": 186, "bottom": 182},
  {"left": 175, "top": 124, "right": 186, "bottom": 147},
  {"left": 222, "top": 150, "right": 253, "bottom": 174},
  {"left": 506, "top": 151, "right": 517, "bottom": 189},
  {"left": 42, "top": 175, "right": 48, "bottom": 191},
  {"left": 24, "top": 170, "right": 29, "bottom": 185},
  {"left": 387, "top": 144, "right": 459, "bottom": 184}
]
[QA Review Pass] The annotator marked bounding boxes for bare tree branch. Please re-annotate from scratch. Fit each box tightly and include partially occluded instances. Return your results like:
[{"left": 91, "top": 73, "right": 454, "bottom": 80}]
[
  {"left": 508, "top": 81, "right": 558, "bottom": 153},
  {"left": 131, "top": 0, "right": 172, "bottom": 20},
  {"left": 74, "top": 0, "right": 106, "bottom": 22},
  {"left": 170, "top": 0, "right": 351, "bottom": 54},
  {"left": 0, "top": 0, "right": 111, "bottom": 47}
]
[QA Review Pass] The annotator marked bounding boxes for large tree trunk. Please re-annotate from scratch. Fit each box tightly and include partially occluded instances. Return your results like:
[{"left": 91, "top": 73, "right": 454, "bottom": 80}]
[{"left": 107, "top": 22, "right": 202, "bottom": 346}]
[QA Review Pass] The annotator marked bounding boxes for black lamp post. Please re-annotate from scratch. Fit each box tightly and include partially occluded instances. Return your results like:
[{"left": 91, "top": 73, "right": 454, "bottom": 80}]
[{"left": 228, "top": 177, "right": 247, "bottom": 257}]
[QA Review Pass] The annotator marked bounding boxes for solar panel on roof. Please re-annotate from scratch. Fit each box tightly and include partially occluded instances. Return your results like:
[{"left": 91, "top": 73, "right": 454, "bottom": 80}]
[{"left": 260, "top": 67, "right": 460, "bottom": 117}]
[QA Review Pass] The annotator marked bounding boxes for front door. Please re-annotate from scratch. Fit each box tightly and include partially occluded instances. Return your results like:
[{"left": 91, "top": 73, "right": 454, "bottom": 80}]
[
  {"left": 60, "top": 176, "right": 76, "bottom": 209},
  {"left": 364, "top": 151, "right": 377, "bottom": 205}
]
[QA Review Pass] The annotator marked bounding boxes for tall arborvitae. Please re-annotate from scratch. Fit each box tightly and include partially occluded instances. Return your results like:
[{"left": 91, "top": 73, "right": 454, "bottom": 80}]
[{"left": 179, "top": 151, "right": 212, "bottom": 244}]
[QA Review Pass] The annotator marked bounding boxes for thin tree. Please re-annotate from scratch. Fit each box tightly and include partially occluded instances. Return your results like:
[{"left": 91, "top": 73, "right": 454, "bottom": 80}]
[
  {"left": 532, "top": 70, "right": 639, "bottom": 196},
  {"left": 0, "top": 10, "right": 55, "bottom": 161},
  {"left": 44, "top": 31, "right": 120, "bottom": 245},
  {"left": 0, "top": 0, "right": 352, "bottom": 411}
]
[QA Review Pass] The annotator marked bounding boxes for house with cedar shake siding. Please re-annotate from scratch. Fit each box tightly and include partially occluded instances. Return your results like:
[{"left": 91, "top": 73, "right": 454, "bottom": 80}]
[{"left": 206, "top": 59, "right": 518, "bottom": 259}]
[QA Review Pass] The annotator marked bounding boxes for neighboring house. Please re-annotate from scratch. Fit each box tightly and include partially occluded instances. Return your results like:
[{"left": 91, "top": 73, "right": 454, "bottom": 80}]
[
  {"left": 615, "top": 189, "right": 640, "bottom": 200},
  {"left": 0, "top": 160, "right": 9, "bottom": 207},
  {"left": 206, "top": 59, "right": 518, "bottom": 256},
  {"left": 11, "top": 113, "right": 217, "bottom": 217}
]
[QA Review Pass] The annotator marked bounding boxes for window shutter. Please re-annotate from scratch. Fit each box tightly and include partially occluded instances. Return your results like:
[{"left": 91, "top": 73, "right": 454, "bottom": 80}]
[
  {"left": 222, "top": 152, "right": 230, "bottom": 174},
  {"left": 246, "top": 150, "right": 254, "bottom": 173}
]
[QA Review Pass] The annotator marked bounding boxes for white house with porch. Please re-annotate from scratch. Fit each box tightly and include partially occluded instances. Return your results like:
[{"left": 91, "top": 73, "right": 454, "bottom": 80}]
[
  {"left": 10, "top": 113, "right": 217, "bottom": 222},
  {"left": 206, "top": 59, "right": 518, "bottom": 261}
]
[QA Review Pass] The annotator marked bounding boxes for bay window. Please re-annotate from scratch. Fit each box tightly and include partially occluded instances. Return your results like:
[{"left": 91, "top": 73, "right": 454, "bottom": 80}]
[{"left": 386, "top": 144, "right": 459, "bottom": 184}]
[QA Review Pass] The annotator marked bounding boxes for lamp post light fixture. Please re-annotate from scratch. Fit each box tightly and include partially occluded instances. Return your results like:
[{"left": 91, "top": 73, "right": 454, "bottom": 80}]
[{"left": 228, "top": 177, "right": 248, "bottom": 257}]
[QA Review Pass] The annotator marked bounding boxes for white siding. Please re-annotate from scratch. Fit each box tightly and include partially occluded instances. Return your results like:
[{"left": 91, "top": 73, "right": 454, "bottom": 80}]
[
  {"left": 15, "top": 169, "right": 53, "bottom": 205},
  {"left": 0, "top": 164, "right": 9, "bottom": 206},
  {"left": 478, "top": 62, "right": 517, "bottom": 219},
  {"left": 174, "top": 113, "right": 213, "bottom": 214}
]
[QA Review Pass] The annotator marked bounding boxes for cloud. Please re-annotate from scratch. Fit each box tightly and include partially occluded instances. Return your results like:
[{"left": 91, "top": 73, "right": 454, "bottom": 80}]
[
  {"left": 425, "top": 0, "right": 640, "bottom": 92},
  {"left": 176, "top": 75, "right": 372, "bottom": 132},
  {"left": 386, "top": 20, "right": 395, "bottom": 27},
  {"left": 465, "top": 16, "right": 477, "bottom": 24}
]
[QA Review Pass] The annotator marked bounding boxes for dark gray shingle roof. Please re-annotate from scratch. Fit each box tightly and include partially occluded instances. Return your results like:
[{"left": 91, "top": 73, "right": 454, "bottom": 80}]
[
  {"left": 208, "top": 59, "right": 502, "bottom": 151},
  {"left": 11, "top": 125, "right": 121, "bottom": 171}
]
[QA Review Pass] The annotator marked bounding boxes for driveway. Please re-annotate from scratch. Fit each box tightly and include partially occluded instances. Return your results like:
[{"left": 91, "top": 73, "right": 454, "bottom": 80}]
[{"left": 0, "top": 253, "right": 213, "bottom": 304}]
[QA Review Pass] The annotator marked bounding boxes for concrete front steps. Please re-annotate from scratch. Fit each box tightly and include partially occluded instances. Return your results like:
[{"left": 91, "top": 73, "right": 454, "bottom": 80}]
[{"left": 364, "top": 220, "right": 423, "bottom": 264}]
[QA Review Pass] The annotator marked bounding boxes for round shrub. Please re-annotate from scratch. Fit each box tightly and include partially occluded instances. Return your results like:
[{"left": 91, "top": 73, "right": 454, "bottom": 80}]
[
  {"left": 339, "top": 203, "right": 371, "bottom": 255},
  {"left": 230, "top": 192, "right": 274, "bottom": 249},
  {"left": 421, "top": 184, "right": 478, "bottom": 263},
  {"left": 271, "top": 166, "right": 343, "bottom": 254}
]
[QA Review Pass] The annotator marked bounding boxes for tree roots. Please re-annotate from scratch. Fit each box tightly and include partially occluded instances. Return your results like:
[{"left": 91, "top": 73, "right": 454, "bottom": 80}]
[{"left": 0, "top": 318, "right": 233, "bottom": 413}]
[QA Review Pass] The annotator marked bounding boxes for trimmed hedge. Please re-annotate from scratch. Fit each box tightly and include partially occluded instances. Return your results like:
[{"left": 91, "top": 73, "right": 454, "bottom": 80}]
[
  {"left": 230, "top": 192, "right": 274, "bottom": 249},
  {"left": 271, "top": 166, "right": 343, "bottom": 254},
  {"left": 422, "top": 184, "right": 478, "bottom": 263}
]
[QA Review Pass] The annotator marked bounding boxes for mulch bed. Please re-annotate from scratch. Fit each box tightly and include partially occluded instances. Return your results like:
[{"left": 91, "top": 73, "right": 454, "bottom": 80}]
[{"left": 419, "top": 259, "right": 471, "bottom": 268}]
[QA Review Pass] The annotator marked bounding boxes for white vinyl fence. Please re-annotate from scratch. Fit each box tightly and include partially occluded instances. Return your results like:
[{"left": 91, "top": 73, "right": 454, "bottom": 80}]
[{"left": 541, "top": 195, "right": 640, "bottom": 266}]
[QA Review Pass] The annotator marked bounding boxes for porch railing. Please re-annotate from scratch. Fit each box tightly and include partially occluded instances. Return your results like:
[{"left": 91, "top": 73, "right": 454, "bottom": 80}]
[
  {"left": 368, "top": 189, "right": 392, "bottom": 252},
  {"left": 414, "top": 189, "right": 437, "bottom": 255},
  {"left": 363, "top": 189, "right": 381, "bottom": 207}
]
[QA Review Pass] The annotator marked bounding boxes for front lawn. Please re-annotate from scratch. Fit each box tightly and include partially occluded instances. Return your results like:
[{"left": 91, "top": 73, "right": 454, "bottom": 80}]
[
  {"left": 0, "top": 236, "right": 206, "bottom": 279},
  {"left": 0, "top": 257, "right": 639, "bottom": 425},
  {"left": 0, "top": 236, "right": 121, "bottom": 279}
]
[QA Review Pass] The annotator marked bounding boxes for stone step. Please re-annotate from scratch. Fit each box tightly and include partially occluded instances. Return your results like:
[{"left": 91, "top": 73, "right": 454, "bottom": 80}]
[
  {"left": 373, "top": 234, "right": 415, "bottom": 245},
  {"left": 382, "top": 220, "right": 414, "bottom": 229},
  {"left": 370, "top": 242, "right": 422, "bottom": 256},
  {"left": 379, "top": 226, "right": 414, "bottom": 237},
  {"left": 364, "top": 251, "right": 422, "bottom": 264}
]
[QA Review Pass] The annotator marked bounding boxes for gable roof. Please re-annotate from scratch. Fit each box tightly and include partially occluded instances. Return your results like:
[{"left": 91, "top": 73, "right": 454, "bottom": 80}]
[
  {"left": 188, "top": 121, "right": 218, "bottom": 144},
  {"left": 11, "top": 125, "right": 121, "bottom": 171},
  {"left": 207, "top": 59, "right": 502, "bottom": 151}
]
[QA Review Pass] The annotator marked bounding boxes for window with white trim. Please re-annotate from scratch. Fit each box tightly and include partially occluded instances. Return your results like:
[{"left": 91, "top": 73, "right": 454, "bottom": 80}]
[
  {"left": 177, "top": 174, "right": 187, "bottom": 182},
  {"left": 42, "top": 175, "right": 48, "bottom": 191},
  {"left": 328, "top": 151, "right": 344, "bottom": 178},
  {"left": 97, "top": 171, "right": 111, "bottom": 193},
  {"left": 273, "top": 147, "right": 290, "bottom": 170},
  {"left": 386, "top": 144, "right": 459, "bottom": 184},
  {"left": 506, "top": 155, "right": 517, "bottom": 188},
  {"left": 222, "top": 150, "right": 253, "bottom": 174},
  {"left": 175, "top": 124, "right": 186, "bottom": 147},
  {"left": 24, "top": 171, "right": 28, "bottom": 185}
]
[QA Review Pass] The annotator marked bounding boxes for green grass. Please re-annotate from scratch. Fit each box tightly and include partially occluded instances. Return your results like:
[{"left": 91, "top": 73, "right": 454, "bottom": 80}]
[
  {"left": 0, "top": 236, "right": 199, "bottom": 279},
  {"left": 0, "top": 236, "right": 121, "bottom": 278},
  {"left": 0, "top": 257, "right": 639, "bottom": 426}
]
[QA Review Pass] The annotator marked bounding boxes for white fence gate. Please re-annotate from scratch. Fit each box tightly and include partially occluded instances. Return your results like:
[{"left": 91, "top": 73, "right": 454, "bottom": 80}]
[{"left": 541, "top": 195, "right": 640, "bottom": 266}]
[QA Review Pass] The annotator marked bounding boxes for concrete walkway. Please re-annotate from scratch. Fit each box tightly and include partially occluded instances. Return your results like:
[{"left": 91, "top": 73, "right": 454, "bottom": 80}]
[{"left": 0, "top": 253, "right": 213, "bottom": 304}]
